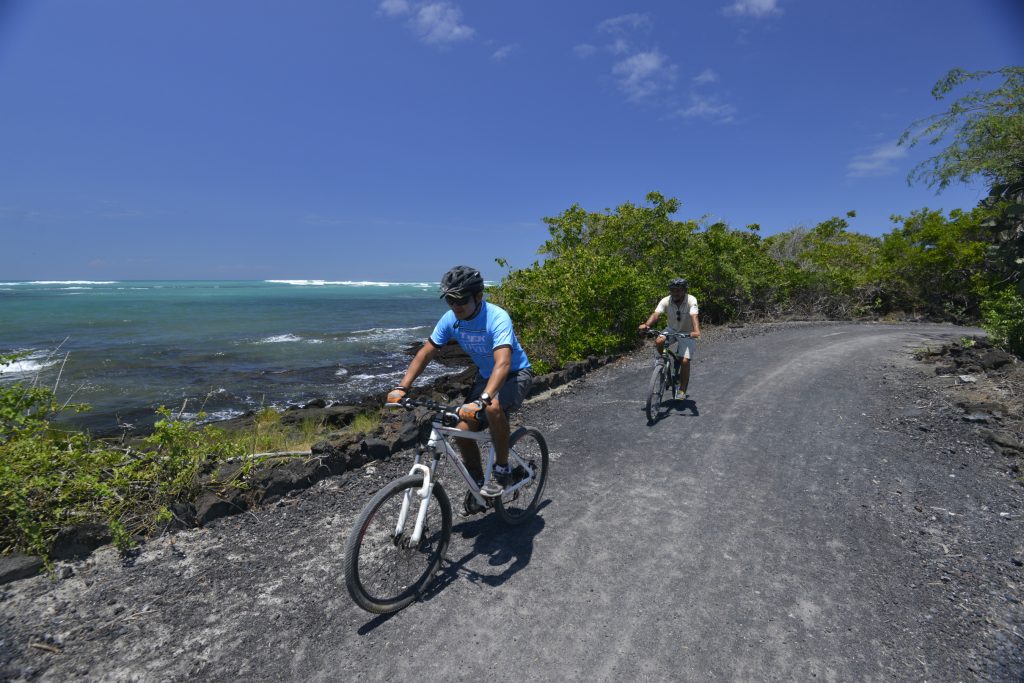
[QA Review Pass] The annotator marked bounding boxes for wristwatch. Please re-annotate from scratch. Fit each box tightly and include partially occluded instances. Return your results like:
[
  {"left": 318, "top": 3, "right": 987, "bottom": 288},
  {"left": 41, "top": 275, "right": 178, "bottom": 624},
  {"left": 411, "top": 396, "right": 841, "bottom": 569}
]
[{"left": 479, "top": 391, "right": 493, "bottom": 406}]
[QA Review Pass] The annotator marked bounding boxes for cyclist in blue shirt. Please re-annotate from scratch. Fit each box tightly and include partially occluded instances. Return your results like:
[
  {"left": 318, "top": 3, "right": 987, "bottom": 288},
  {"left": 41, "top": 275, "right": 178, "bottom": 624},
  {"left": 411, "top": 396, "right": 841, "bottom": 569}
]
[{"left": 388, "top": 266, "right": 533, "bottom": 499}]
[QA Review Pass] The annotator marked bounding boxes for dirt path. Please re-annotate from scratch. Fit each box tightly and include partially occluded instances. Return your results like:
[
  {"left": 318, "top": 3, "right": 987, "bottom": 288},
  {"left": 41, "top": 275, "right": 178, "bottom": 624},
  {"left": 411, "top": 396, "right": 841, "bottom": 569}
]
[{"left": 1, "top": 322, "right": 1021, "bottom": 681}]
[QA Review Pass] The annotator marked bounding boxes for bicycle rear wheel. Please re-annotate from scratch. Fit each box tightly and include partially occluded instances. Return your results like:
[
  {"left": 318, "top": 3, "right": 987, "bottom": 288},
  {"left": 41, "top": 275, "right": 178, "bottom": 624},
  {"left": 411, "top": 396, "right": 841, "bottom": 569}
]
[
  {"left": 645, "top": 362, "right": 665, "bottom": 421},
  {"left": 495, "top": 428, "right": 550, "bottom": 525},
  {"left": 344, "top": 474, "right": 452, "bottom": 614}
]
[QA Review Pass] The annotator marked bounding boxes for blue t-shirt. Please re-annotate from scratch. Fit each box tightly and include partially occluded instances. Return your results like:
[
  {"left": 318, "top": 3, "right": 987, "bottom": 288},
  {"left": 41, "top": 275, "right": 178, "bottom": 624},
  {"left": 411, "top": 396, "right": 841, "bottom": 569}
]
[{"left": 430, "top": 301, "right": 530, "bottom": 378}]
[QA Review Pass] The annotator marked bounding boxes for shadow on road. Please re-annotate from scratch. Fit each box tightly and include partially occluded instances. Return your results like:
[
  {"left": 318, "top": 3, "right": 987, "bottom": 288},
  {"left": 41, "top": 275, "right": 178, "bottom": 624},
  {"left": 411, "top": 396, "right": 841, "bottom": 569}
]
[
  {"left": 432, "top": 499, "right": 549, "bottom": 590},
  {"left": 646, "top": 397, "right": 699, "bottom": 426},
  {"left": 357, "top": 499, "right": 550, "bottom": 631}
]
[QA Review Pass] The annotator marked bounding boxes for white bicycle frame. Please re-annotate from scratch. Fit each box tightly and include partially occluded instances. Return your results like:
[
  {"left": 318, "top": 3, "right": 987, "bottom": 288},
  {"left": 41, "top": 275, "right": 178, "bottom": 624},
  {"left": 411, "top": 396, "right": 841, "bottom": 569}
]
[{"left": 396, "top": 419, "right": 536, "bottom": 545}]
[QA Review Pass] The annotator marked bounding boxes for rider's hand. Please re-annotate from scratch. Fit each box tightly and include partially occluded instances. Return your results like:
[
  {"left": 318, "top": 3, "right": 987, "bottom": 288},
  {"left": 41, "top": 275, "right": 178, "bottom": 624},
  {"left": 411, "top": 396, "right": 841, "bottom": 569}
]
[
  {"left": 458, "top": 400, "right": 484, "bottom": 422},
  {"left": 386, "top": 387, "right": 408, "bottom": 404},
  {"left": 639, "top": 323, "right": 650, "bottom": 332}
]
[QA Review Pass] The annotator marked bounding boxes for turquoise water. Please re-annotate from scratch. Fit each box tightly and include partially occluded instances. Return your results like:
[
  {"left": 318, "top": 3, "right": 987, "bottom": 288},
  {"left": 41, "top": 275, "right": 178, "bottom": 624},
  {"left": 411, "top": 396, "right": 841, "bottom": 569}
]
[{"left": 0, "top": 280, "right": 451, "bottom": 432}]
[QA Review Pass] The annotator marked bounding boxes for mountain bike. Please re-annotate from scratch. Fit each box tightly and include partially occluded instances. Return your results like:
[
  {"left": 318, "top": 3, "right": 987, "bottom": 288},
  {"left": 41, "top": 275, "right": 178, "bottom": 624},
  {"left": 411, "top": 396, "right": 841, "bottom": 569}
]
[
  {"left": 343, "top": 397, "right": 549, "bottom": 614},
  {"left": 644, "top": 329, "right": 691, "bottom": 422}
]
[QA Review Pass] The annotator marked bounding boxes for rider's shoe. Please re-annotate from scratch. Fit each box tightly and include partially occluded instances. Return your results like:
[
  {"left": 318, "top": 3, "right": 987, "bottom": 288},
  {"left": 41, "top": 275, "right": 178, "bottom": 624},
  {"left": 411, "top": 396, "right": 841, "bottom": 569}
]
[{"left": 480, "top": 465, "right": 511, "bottom": 497}]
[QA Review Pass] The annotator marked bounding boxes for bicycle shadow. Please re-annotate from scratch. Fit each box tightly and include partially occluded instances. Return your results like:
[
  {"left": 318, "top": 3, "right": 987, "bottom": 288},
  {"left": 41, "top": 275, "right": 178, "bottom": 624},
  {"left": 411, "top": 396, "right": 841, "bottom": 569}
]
[
  {"left": 646, "top": 397, "right": 699, "bottom": 426},
  {"left": 425, "top": 498, "right": 549, "bottom": 594},
  {"left": 355, "top": 502, "right": 548, "bottom": 633}
]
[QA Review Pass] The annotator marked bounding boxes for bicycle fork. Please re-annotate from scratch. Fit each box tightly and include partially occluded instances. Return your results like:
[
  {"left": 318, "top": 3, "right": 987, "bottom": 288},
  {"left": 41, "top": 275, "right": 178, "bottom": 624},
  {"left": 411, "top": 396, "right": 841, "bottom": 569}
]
[{"left": 397, "top": 462, "right": 434, "bottom": 546}]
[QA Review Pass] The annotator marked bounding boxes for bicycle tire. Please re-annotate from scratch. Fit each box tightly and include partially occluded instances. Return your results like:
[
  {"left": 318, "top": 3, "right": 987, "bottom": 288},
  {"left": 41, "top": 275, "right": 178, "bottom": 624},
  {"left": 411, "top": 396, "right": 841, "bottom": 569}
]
[
  {"left": 667, "top": 360, "right": 678, "bottom": 400},
  {"left": 343, "top": 474, "right": 452, "bottom": 614},
  {"left": 645, "top": 362, "right": 665, "bottom": 421},
  {"left": 495, "top": 427, "right": 550, "bottom": 525}
]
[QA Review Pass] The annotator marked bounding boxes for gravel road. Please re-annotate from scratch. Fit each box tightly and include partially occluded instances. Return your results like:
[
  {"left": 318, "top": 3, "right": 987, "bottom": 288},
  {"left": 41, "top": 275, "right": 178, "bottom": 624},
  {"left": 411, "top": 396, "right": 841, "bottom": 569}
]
[{"left": 2, "top": 321, "right": 1021, "bottom": 681}]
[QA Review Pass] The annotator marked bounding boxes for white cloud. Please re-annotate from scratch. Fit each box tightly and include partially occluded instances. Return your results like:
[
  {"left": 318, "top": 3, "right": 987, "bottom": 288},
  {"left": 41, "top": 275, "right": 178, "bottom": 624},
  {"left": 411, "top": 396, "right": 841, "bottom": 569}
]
[
  {"left": 609, "top": 38, "right": 631, "bottom": 55},
  {"left": 612, "top": 50, "right": 676, "bottom": 101},
  {"left": 693, "top": 68, "right": 719, "bottom": 85},
  {"left": 492, "top": 44, "right": 516, "bottom": 61},
  {"left": 677, "top": 94, "right": 737, "bottom": 123},
  {"left": 847, "top": 142, "right": 907, "bottom": 178},
  {"left": 722, "top": 0, "right": 782, "bottom": 18},
  {"left": 380, "top": 1, "right": 474, "bottom": 46},
  {"left": 595, "top": 13, "right": 651, "bottom": 56},
  {"left": 378, "top": 0, "right": 411, "bottom": 17},
  {"left": 598, "top": 13, "right": 653, "bottom": 34},
  {"left": 412, "top": 2, "right": 475, "bottom": 44},
  {"left": 574, "top": 43, "right": 597, "bottom": 58}
]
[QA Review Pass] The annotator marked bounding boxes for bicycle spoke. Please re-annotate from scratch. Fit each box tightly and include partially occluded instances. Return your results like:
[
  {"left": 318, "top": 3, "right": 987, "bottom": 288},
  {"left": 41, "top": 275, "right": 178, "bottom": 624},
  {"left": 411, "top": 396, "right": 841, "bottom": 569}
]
[
  {"left": 344, "top": 475, "right": 451, "bottom": 613},
  {"left": 495, "top": 428, "right": 549, "bottom": 525}
]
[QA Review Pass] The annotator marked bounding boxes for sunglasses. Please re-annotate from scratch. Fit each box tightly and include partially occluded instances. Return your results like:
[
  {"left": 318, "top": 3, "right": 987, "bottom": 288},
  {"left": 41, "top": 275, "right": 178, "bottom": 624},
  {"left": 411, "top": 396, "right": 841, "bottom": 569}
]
[{"left": 445, "top": 294, "right": 471, "bottom": 306}]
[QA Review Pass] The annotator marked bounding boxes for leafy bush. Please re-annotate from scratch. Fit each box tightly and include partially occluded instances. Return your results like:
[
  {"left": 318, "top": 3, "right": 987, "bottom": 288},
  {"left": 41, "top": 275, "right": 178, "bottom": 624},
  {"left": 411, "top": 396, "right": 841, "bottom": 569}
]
[
  {"left": 1, "top": 353, "right": 256, "bottom": 559},
  {"left": 981, "top": 287, "right": 1024, "bottom": 356},
  {"left": 1, "top": 431, "right": 123, "bottom": 558},
  {"left": 874, "top": 207, "right": 990, "bottom": 320},
  {"left": 492, "top": 193, "right": 689, "bottom": 370}
]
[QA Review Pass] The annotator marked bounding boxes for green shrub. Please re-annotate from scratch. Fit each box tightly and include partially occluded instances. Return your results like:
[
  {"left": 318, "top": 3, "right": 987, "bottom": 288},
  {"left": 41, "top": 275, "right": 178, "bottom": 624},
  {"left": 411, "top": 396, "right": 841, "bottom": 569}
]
[
  {"left": 981, "top": 288, "right": 1024, "bottom": 356},
  {"left": 1, "top": 355, "right": 250, "bottom": 559},
  {"left": 0, "top": 431, "right": 122, "bottom": 557}
]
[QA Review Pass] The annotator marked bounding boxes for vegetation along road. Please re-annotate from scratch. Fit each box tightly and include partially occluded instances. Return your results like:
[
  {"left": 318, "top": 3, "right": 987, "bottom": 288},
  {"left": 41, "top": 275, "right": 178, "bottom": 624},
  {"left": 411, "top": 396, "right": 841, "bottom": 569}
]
[{"left": 3, "top": 321, "right": 1022, "bottom": 681}]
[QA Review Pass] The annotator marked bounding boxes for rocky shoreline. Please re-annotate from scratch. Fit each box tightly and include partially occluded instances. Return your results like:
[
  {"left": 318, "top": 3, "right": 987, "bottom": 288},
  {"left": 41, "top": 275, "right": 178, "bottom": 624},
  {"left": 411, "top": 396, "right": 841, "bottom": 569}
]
[{"left": 0, "top": 342, "right": 624, "bottom": 584}]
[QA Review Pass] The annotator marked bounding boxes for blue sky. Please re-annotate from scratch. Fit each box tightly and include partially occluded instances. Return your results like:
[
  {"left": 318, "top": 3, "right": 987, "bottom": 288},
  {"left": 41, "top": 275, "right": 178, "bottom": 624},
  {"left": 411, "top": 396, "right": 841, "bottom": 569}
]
[{"left": 1, "top": 0, "right": 1021, "bottom": 281}]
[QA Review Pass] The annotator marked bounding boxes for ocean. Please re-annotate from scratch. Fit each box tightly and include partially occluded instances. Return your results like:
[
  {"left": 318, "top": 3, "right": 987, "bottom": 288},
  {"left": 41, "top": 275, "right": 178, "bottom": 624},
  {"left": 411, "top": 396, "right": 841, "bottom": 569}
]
[{"left": 0, "top": 280, "right": 455, "bottom": 432}]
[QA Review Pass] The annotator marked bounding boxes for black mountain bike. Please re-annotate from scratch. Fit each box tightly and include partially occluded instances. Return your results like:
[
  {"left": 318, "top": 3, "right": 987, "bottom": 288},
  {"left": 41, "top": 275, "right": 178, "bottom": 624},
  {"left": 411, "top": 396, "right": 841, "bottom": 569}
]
[{"left": 644, "top": 329, "right": 691, "bottom": 422}]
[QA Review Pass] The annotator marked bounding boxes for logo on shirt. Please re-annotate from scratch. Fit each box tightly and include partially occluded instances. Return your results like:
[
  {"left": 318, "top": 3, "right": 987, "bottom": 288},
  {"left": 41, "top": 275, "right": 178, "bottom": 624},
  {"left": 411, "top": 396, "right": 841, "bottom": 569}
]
[{"left": 458, "top": 330, "right": 488, "bottom": 355}]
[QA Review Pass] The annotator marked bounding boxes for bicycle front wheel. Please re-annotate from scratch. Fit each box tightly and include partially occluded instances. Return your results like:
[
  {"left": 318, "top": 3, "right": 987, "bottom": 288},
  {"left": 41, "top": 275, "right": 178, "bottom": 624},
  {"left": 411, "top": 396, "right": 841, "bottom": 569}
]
[
  {"left": 344, "top": 474, "right": 452, "bottom": 614},
  {"left": 495, "top": 427, "right": 550, "bottom": 525},
  {"left": 645, "top": 362, "right": 665, "bottom": 421}
]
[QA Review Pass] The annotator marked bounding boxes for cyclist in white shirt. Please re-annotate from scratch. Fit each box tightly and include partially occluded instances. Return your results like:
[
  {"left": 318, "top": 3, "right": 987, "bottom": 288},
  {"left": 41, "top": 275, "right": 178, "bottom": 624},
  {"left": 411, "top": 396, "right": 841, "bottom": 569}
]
[{"left": 639, "top": 277, "right": 701, "bottom": 397}]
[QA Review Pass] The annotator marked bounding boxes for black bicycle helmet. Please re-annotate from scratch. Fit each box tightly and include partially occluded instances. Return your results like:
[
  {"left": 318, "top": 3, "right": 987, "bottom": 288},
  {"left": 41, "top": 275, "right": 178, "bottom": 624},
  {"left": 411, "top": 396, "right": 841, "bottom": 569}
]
[
  {"left": 439, "top": 265, "right": 484, "bottom": 299},
  {"left": 669, "top": 277, "right": 688, "bottom": 289}
]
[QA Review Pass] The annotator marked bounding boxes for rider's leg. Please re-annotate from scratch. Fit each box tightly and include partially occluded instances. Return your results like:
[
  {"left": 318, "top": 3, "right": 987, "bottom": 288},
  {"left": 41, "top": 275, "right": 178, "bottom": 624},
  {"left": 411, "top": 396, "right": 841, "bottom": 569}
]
[
  {"left": 454, "top": 429, "right": 484, "bottom": 481},
  {"left": 678, "top": 340, "right": 695, "bottom": 394},
  {"left": 454, "top": 417, "right": 485, "bottom": 481},
  {"left": 477, "top": 370, "right": 532, "bottom": 470},
  {"left": 485, "top": 401, "right": 509, "bottom": 467},
  {"left": 655, "top": 335, "right": 666, "bottom": 354}
]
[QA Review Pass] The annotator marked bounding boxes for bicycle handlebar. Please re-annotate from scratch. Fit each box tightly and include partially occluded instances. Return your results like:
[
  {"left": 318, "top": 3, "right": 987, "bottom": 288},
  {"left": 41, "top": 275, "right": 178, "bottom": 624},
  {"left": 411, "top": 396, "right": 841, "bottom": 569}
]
[
  {"left": 386, "top": 396, "right": 463, "bottom": 426},
  {"left": 644, "top": 329, "right": 692, "bottom": 339}
]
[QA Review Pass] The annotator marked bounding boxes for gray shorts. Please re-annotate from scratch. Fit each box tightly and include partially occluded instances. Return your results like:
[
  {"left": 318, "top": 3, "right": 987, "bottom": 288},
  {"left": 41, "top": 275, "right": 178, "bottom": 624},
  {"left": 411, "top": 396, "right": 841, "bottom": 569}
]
[
  {"left": 672, "top": 337, "right": 696, "bottom": 360},
  {"left": 469, "top": 367, "right": 533, "bottom": 424}
]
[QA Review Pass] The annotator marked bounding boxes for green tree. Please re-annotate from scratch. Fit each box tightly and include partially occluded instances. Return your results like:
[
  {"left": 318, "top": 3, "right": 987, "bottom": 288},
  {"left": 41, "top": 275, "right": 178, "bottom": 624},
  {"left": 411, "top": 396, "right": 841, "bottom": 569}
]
[
  {"left": 875, "top": 207, "right": 989, "bottom": 320},
  {"left": 900, "top": 66, "right": 1024, "bottom": 352},
  {"left": 764, "top": 213, "right": 881, "bottom": 319},
  {"left": 685, "top": 221, "right": 783, "bottom": 322},
  {"left": 900, "top": 66, "right": 1024, "bottom": 191},
  {"left": 493, "top": 192, "right": 695, "bottom": 370}
]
